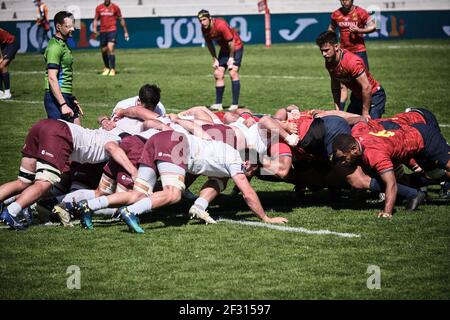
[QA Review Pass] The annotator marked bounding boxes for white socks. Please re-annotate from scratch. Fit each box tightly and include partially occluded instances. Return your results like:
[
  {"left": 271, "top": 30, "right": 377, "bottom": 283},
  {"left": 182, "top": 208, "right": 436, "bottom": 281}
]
[
  {"left": 126, "top": 198, "right": 152, "bottom": 215},
  {"left": 193, "top": 197, "right": 209, "bottom": 211}
]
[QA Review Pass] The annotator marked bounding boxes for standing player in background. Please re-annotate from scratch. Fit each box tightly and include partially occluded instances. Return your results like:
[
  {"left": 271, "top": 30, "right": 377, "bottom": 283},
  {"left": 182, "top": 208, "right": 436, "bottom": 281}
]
[
  {"left": 44, "top": 11, "right": 83, "bottom": 124},
  {"left": 328, "top": 0, "right": 376, "bottom": 110},
  {"left": 93, "top": 0, "right": 129, "bottom": 77},
  {"left": 0, "top": 28, "right": 19, "bottom": 100},
  {"left": 316, "top": 31, "right": 385, "bottom": 120},
  {"left": 34, "top": 0, "right": 51, "bottom": 54},
  {"left": 198, "top": 9, "right": 243, "bottom": 112}
]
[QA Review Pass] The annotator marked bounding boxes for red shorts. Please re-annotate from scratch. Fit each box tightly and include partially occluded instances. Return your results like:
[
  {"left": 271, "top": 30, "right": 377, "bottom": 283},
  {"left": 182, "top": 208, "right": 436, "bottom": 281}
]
[
  {"left": 103, "top": 135, "right": 146, "bottom": 189},
  {"left": 139, "top": 130, "right": 188, "bottom": 172},
  {"left": 22, "top": 119, "right": 73, "bottom": 172},
  {"left": 201, "top": 124, "right": 237, "bottom": 148}
]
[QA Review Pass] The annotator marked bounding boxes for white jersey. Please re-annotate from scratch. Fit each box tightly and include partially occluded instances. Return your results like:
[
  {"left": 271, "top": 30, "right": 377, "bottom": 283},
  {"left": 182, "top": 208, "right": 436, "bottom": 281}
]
[
  {"left": 157, "top": 116, "right": 191, "bottom": 136},
  {"left": 109, "top": 96, "right": 166, "bottom": 136},
  {"left": 136, "top": 127, "right": 160, "bottom": 140},
  {"left": 62, "top": 121, "right": 121, "bottom": 164},
  {"left": 186, "top": 135, "right": 243, "bottom": 178},
  {"left": 244, "top": 123, "right": 269, "bottom": 155},
  {"left": 229, "top": 122, "right": 268, "bottom": 155}
]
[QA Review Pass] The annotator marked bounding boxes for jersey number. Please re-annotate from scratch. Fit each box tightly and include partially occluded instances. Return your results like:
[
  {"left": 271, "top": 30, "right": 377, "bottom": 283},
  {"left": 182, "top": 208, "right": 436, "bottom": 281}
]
[{"left": 369, "top": 130, "right": 395, "bottom": 138}]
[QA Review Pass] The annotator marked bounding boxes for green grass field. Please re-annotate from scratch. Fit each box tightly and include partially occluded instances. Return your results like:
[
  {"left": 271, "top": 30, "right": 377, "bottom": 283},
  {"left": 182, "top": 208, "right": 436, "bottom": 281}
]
[{"left": 0, "top": 40, "right": 449, "bottom": 299}]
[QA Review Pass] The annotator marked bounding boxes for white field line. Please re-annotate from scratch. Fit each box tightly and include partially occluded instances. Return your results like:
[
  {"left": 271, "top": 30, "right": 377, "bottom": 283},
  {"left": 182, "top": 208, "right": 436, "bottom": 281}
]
[
  {"left": 11, "top": 70, "right": 325, "bottom": 80},
  {"left": 217, "top": 218, "right": 361, "bottom": 238}
]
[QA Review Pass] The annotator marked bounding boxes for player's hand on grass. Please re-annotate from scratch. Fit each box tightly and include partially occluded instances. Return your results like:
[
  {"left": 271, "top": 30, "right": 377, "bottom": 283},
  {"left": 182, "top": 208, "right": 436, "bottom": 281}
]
[
  {"left": 263, "top": 216, "right": 288, "bottom": 224},
  {"left": 377, "top": 211, "right": 392, "bottom": 219}
]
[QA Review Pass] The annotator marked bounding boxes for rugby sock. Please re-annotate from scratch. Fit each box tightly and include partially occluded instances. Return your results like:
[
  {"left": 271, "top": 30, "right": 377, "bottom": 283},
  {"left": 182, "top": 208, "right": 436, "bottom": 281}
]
[
  {"left": 215, "top": 86, "right": 225, "bottom": 104},
  {"left": 87, "top": 196, "right": 109, "bottom": 211},
  {"left": 193, "top": 197, "right": 209, "bottom": 211},
  {"left": 369, "top": 178, "right": 418, "bottom": 200},
  {"left": 94, "top": 208, "right": 117, "bottom": 216},
  {"left": 0, "top": 72, "right": 3, "bottom": 91},
  {"left": 2, "top": 72, "right": 10, "bottom": 90},
  {"left": 231, "top": 80, "right": 240, "bottom": 105},
  {"left": 4, "top": 196, "right": 16, "bottom": 206},
  {"left": 62, "top": 189, "right": 96, "bottom": 204},
  {"left": 108, "top": 54, "right": 116, "bottom": 69},
  {"left": 102, "top": 52, "right": 109, "bottom": 68},
  {"left": 6, "top": 202, "right": 22, "bottom": 217},
  {"left": 126, "top": 198, "right": 152, "bottom": 215}
]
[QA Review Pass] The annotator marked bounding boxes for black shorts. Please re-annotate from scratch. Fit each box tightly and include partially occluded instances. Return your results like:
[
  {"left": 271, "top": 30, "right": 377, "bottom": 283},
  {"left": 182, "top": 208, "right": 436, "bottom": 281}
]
[
  {"left": 412, "top": 123, "right": 450, "bottom": 169},
  {"left": 218, "top": 47, "right": 244, "bottom": 68},
  {"left": 100, "top": 31, "right": 117, "bottom": 47},
  {"left": 1, "top": 39, "right": 19, "bottom": 61}
]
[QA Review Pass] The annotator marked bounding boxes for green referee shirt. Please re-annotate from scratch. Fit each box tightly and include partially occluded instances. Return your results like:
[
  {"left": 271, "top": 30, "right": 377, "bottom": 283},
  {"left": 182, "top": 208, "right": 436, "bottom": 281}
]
[{"left": 44, "top": 36, "right": 73, "bottom": 94}]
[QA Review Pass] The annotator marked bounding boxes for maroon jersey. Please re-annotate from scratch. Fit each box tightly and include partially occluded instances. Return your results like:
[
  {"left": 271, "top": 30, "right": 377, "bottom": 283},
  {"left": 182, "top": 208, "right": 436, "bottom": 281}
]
[
  {"left": 139, "top": 130, "right": 189, "bottom": 172},
  {"left": 95, "top": 2, "right": 122, "bottom": 33},
  {"left": 202, "top": 18, "right": 243, "bottom": 51},
  {"left": 330, "top": 6, "right": 370, "bottom": 53},
  {"left": 103, "top": 135, "right": 146, "bottom": 189},
  {"left": 22, "top": 119, "right": 74, "bottom": 172},
  {"left": 0, "top": 28, "right": 15, "bottom": 44},
  {"left": 201, "top": 124, "right": 237, "bottom": 149},
  {"left": 326, "top": 49, "right": 380, "bottom": 100},
  {"left": 354, "top": 126, "right": 425, "bottom": 174}
]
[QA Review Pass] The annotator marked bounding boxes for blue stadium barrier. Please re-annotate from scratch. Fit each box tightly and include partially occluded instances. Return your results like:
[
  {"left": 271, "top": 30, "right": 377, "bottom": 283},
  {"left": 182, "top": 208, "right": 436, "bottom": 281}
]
[{"left": 2, "top": 10, "right": 450, "bottom": 53}]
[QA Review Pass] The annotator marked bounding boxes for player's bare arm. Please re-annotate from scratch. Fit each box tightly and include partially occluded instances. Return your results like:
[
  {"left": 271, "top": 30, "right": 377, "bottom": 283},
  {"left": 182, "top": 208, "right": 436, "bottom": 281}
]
[
  {"left": 378, "top": 170, "right": 398, "bottom": 218},
  {"left": 331, "top": 77, "right": 341, "bottom": 110},
  {"left": 104, "top": 141, "right": 138, "bottom": 180},
  {"left": 119, "top": 17, "right": 129, "bottom": 40},
  {"left": 232, "top": 173, "right": 288, "bottom": 224},
  {"left": 115, "top": 106, "right": 158, "bottom": 120},
  {"left": 355, "top": 72, "right": 372, "bottom": 120}
]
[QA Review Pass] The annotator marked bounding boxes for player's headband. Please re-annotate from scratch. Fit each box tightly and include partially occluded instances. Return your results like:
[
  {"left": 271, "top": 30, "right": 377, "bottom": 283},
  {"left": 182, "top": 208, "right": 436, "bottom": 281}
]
[{"left": 197, "top": 10, "right": 210, "bottom": 19}]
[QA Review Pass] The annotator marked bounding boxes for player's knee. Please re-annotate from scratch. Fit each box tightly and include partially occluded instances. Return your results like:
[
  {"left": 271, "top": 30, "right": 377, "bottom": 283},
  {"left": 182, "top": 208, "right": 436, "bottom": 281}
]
[
  {"left": 214, "top": 69, "right": 224, "bottom": 79},
  {"left": 166, "top": 187, "right": 182, "bottom": 204}
]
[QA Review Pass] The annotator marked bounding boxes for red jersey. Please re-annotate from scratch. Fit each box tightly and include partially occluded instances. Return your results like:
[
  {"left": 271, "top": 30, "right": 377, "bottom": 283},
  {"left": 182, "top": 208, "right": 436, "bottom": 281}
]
[
  {"left": 95, "top": 3, "right": 122, "bottom": 33},
  {"left": 330, "top": 6, "right": 370, "bottom": 53},
  {"left": 0, "top": 28, "right": 15, "bottom": 45},
  {"left": 354, "top": 126, "right": 425, "bottom": 174},
  {"left": 326, "top": 49, "right": 380, "bottom": 100},
  {"left": 289, "top": 114, "right": 317, "bottom": 160},
  {"left": 202, "top": 18, "right": 243, "bottom": 51},
  {"left": 351, "top": 120, "right": 385, "bottom": 138},
  {"left": 382, "top": 112, "right": 426, "bottom": 127}
]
